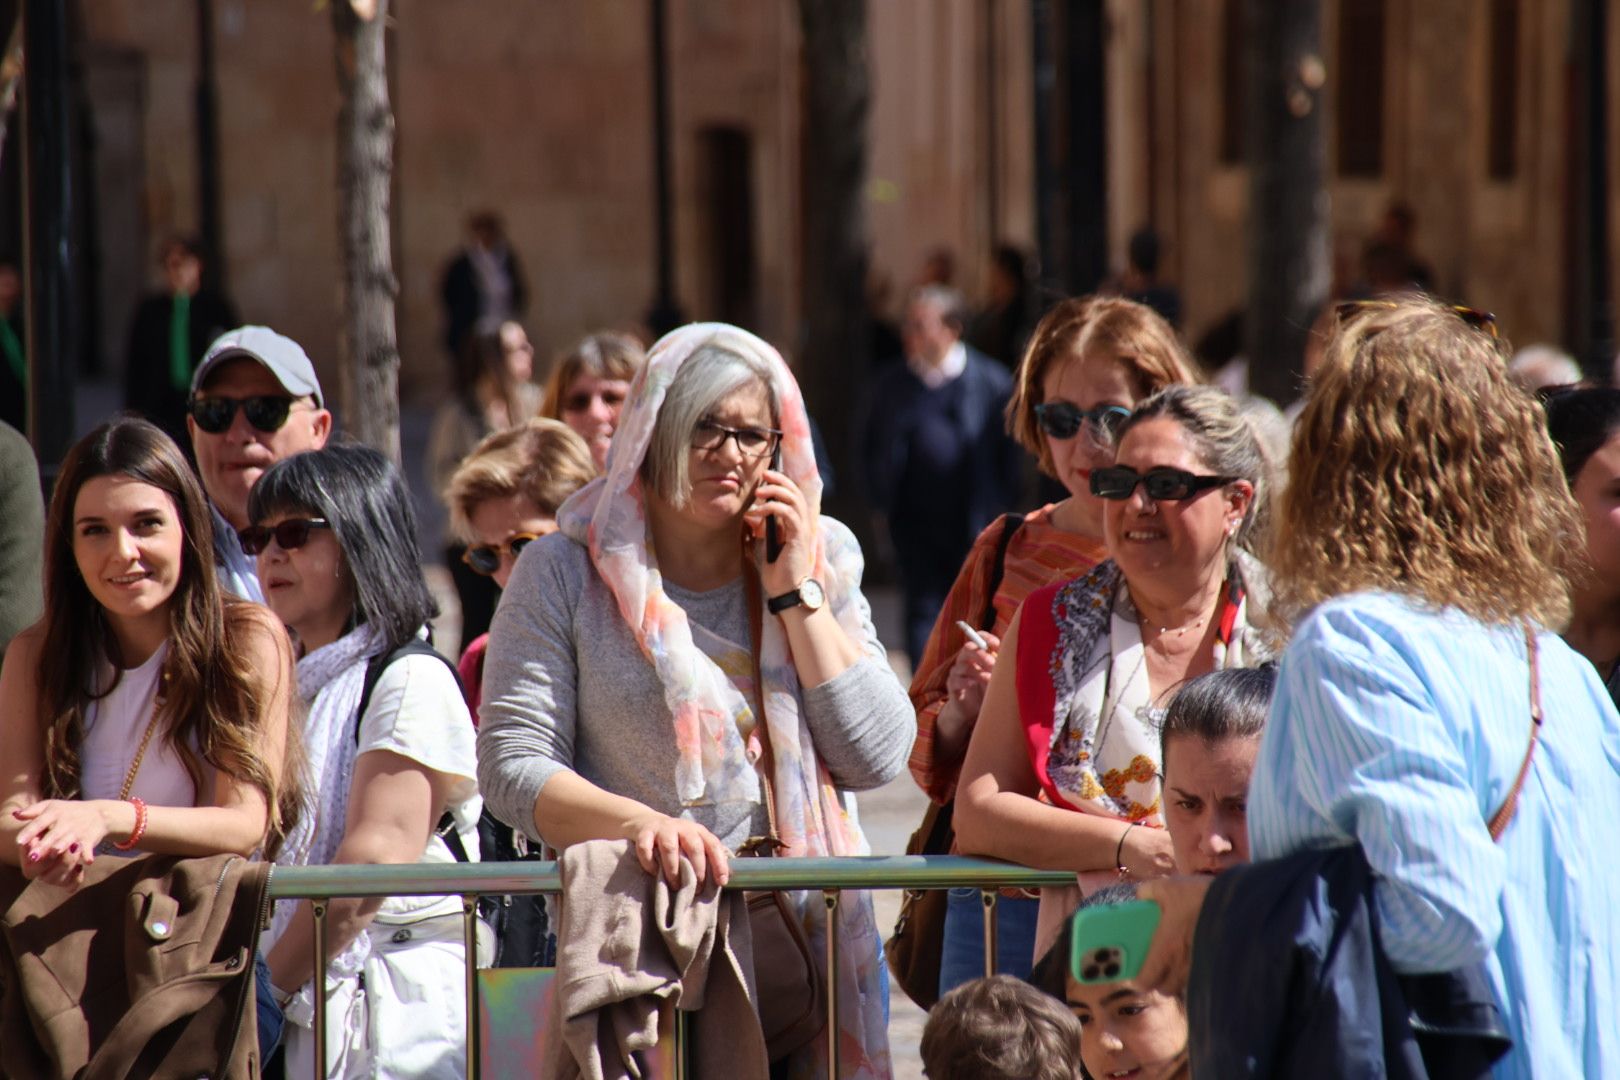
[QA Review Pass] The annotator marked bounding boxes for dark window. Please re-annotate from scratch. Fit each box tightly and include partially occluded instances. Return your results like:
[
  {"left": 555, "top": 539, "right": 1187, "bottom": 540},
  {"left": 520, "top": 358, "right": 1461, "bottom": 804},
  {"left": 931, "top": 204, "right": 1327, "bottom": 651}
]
[
  {"left": 1336, "top": 0, "right": 1386, "bottom": 177},
  {"left": 1487, "top": 0, "right": 1520, "bottom": 180},
  {"left": 1219, "top": 0, "right": 1246, "bottom": 164},
  {"left": 698, "top": 127, "right": 756, "bottom": 328}
]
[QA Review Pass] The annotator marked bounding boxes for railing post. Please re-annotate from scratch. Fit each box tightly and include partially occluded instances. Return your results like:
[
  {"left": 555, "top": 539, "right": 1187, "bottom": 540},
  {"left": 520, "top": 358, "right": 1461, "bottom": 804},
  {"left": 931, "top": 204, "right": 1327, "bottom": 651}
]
[
  {"left": 311, "top": 899, "right": 328, "bottom": 1075},
  {"left": 674, "top": 1005, "right": 690, "bottom": 1080},
  {"left": 823, "top": 890, "right": 840, "bottom": 1077},
  {"left": 980, "top": 888, "right": 999, "bottom": 978},
  {"left": 463, "top": 896, "right": 480, "bottom": 1080}
]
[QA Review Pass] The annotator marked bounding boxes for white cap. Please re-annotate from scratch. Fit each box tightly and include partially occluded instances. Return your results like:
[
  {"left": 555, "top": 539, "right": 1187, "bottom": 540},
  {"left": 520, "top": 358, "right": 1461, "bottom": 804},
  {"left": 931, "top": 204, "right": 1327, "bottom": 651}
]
[{"left": 192, "top": 326, "right": 324, "bottom": 408}]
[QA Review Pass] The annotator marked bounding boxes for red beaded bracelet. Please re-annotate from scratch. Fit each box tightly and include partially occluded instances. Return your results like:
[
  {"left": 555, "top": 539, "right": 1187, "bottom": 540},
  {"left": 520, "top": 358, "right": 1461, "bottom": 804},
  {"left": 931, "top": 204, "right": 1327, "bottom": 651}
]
[{"left": 112, "top": 797, "right": 148, "bottom": 851}]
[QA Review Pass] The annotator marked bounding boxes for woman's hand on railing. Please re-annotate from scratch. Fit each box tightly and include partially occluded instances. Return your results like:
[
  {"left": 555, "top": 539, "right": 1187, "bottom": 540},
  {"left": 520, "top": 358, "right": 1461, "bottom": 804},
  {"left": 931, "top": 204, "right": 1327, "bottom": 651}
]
[
  {"left": 624, "top": 812, "right": 732, "bottom": 888},
  {"left": 12, "top": 798, "right": 115, "bottom": 885},
  {"left": 1120, "top": 822, "right": 1177, "bottom": 881}
]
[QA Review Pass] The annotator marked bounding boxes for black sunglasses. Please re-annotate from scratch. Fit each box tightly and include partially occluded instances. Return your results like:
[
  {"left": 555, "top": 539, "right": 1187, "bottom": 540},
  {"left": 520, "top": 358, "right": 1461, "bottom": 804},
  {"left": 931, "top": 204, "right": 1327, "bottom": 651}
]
[
  {"left": 238, "top": 518, "right": 331, "bottom": 555},
  {"left": 1034, "top": 402, "right": 1132, "bottom": 441},
  {"left": 188, "top": 394, "right": 302, "bottom": 435},
  {"left": 1090, "top": 466, "right": 1236, "bottom": 502},
  {"left": 461, "top": 533, "right": 540, "bottom": 577}
]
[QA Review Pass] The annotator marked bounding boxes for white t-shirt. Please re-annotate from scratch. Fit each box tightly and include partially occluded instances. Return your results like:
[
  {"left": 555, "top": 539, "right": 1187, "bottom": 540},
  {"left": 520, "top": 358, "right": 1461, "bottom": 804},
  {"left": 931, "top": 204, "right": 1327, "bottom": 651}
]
[{"left": 356, "top": 652, "right": 482, "bottom": 919}]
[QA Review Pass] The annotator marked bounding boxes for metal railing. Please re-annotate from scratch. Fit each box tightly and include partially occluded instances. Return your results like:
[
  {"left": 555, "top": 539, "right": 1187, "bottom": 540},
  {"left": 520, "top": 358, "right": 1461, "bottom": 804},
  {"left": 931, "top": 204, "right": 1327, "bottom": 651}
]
[{"left": 268, "top": 855, "right": 1075, "bottom": 1078}]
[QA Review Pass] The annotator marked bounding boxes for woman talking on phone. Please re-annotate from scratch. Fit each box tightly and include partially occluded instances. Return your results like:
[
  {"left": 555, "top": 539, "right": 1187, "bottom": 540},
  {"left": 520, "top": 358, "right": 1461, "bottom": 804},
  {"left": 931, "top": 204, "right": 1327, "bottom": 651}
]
[{"left": 478, "top": 323, "right": 914, "bottom": 1077}]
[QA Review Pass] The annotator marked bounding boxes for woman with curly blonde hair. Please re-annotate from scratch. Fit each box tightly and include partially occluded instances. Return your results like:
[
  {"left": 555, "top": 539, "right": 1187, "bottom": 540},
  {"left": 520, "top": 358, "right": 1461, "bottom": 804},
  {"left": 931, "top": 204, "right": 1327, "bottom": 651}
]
[
  {"left": 1134, "top": 297, "right": 1620, "bottom": 1077},
  {"left": 907, "top": 296, "right": 1203, "bottom": 997}
]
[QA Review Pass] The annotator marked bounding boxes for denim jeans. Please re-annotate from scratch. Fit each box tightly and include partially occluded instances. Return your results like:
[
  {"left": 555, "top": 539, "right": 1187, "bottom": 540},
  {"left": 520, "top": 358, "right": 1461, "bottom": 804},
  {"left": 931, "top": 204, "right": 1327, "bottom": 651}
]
[
  {"left": 937, "top": 889, "right": 1041, "bottom": 998},
  {"left": 253, "top": 952, "right": 285, "bottom": 1066}
]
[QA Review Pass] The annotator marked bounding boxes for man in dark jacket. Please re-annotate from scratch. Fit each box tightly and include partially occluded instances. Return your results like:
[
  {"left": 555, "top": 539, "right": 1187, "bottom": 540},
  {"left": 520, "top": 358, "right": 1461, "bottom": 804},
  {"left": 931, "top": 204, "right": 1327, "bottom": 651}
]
[
  {"left": 123, "top": 237, "right": 238, "bottom": 446},
  {"left": 862, "top": 285, "right": 1023, "bottom": 664}
]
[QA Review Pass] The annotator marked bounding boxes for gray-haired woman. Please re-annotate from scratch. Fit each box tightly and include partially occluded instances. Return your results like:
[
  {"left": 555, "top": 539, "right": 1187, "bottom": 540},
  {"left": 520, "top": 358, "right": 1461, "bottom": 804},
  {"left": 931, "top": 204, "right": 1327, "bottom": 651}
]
[
  {"left": 954, "top": 384, "right": 1278, "bottom": 958},
  {"left": 478, "top": 323, "right": 912, "bottom": 1076}
]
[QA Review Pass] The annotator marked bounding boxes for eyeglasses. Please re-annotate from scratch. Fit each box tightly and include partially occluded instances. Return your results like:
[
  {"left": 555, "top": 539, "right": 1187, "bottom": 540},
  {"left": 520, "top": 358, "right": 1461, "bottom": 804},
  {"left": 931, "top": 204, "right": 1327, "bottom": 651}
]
[
  {"left": 461, "top": 533, "right": 540, "bottom": 577},
  {"left": 1334, "top": 299, "right": 1499, "bottom": 339},
  {"left": 1034, "top": 402, "right": 1132, "bottom": 442},
  {"left": 189, "top": 394, "right": 304, "bottom": 435},
  {"left": 690, "top": 420, "right": 782, "bottom": 459},
  {"left": 238, "top": 518, "right": 331, "bottom": 555},
  {"left": 1090, "top": 466, "right": 1236, "bottom": 502}
]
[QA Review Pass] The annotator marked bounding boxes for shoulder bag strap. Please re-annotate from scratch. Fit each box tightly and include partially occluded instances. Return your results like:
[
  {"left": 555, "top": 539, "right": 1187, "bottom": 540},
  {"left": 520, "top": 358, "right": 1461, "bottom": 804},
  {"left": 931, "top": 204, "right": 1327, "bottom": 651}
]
[
  {"left": 976, "top": 513, "right": 1026, "bottom": 632},
  {"left": 1486, "top": 622, "right": 1544, "bottom": 842},
  {"left": 741, "top": 561, "right": 785, "bottom": 851}
]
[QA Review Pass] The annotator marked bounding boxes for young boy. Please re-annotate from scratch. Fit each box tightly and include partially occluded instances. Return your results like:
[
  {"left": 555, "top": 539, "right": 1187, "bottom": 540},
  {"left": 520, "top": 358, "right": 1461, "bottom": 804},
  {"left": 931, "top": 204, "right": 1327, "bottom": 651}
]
[{"left": 920, "top": 974, "right": 1084, "bottom": 1080}]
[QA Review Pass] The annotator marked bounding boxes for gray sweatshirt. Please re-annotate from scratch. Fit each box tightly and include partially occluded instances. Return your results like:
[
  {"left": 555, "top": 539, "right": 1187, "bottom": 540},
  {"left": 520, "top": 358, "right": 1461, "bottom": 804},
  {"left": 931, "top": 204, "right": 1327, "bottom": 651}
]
[{"left": 476, "top": 529, "right": 915, "bottom": 850}]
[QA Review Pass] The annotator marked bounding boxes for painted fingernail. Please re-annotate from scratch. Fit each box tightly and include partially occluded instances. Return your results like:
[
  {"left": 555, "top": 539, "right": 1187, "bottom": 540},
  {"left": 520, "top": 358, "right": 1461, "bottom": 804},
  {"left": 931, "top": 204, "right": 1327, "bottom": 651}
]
[
  {"left": 68, "top": 843, "right": 79, "bottom": 854},
  {"left": 10, "top": 810, "right": 23, "bottom": 819},
  {"left": 27, "top": 850, "right": 40, "bottom": 863}
]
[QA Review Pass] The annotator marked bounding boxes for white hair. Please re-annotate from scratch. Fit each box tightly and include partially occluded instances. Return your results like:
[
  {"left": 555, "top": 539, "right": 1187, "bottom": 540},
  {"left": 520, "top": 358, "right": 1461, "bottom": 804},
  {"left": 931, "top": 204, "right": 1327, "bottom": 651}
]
[
  {"left": 643, "top": 343, "right": 777, "bottom": 506},
  {"left": 1508, "top": 344, "right": 1582, "bottom": 392}
]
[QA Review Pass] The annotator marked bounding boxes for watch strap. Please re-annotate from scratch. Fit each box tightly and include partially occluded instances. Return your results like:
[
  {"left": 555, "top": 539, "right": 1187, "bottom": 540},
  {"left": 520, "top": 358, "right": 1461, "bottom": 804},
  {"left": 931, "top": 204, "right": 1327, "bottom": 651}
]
[{"left": 766, "top": 588, "right": 803, "bottom": 615}]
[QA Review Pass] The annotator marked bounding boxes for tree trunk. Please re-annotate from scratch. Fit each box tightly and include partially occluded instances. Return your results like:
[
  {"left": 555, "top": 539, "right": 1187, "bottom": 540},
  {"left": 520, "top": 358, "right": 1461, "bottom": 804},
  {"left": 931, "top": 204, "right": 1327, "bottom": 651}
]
[
  {"left": 796, "top": 0, "right": 870, "bottom": 517},
  {"left": 1243, "top": 0, "right": 1329, "bottom": 406},
  {"left": 331, "top": 0, "right": 400, "bottom": 462}
]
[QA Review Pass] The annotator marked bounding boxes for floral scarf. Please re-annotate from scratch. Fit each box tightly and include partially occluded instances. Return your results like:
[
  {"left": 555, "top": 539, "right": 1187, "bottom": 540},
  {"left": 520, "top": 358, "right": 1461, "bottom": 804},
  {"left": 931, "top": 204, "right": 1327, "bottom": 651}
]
[
  {"left": 1018, "top": 557, "right": 1275, "bottom": 821},
  {"left": 556, "top": 322, "right": 889, "bottom": 1078}
]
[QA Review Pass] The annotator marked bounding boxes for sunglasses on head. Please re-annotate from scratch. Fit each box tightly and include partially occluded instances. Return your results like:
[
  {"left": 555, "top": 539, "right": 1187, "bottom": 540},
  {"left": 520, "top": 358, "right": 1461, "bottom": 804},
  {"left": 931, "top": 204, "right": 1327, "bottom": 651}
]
[
  {"left": 1090, "top": 466, "right": 1236, "bottom": 502},
  {"left": 461, "top": 533, "right": 541, "bottom": 577},
  {"left": 1034, "top": 402, "right": 1132, "bottom": 441},
  {"left": 1334, "top": 299, "right": 1499, "bottom": 339},
  {"left": 238, "top": 518, "right": 331, "bottom": 555},
  {"left": 189, "top": 394, "right": 302, "bottom": 435}
]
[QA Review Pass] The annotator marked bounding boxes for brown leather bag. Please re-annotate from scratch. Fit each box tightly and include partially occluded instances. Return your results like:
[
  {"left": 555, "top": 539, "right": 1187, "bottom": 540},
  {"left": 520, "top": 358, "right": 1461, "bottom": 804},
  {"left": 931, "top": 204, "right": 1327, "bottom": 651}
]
[
  {"left": 739, "top": 565, "right": 829, "bottom": 1063},
  {"left": 0, "top": 851, "right": 272, "bottom": 1079}
]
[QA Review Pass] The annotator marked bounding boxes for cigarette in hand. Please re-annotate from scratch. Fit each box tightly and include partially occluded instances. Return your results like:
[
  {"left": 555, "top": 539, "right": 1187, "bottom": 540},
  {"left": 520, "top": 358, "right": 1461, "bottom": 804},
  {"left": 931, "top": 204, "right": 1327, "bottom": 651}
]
[{"left": 955, "top": 620, "right": 991, "bottom": 650}]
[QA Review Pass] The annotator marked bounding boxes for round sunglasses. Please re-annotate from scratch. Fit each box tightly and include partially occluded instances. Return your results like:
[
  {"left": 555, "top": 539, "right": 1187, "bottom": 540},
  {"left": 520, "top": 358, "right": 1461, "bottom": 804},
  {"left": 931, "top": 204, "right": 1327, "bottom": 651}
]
[
  {"left": 1090, "top": 466, "right": 1236, "bottom": 502},
  {"left": 1034, "top": 402, "right": 1131, "bottom": 441},
  {"left": 238, "top": 518, "right": 331, "bottom": 555},
  {"left": 461, "top": 533, "right": 541, "bottom": 577},
  {"left": 189, "top": 394, "right": 304, "bottom": 435}
]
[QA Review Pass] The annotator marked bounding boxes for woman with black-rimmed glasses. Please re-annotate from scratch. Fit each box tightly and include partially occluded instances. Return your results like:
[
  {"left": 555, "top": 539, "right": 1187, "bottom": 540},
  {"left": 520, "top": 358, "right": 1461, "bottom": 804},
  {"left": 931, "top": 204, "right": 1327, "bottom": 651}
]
[
  {"left": 906, "top": 297, "right": 1202, "bottom": 999},
  {"left": 478, "top": 323, "right": 913, "bottom": 1075},
  {"left": 242, "top": 444, "right": 484, "bottom": 1079},
  {"left": 954, "top": 383, "right": 1278, "bottom": 961}
]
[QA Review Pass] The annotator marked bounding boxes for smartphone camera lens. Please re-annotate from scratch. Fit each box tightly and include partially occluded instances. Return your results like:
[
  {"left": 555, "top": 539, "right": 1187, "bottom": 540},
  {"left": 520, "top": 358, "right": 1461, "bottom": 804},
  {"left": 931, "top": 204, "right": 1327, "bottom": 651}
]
[
  {"left": 1104, "top": 961, "right": 1121, "bottom": 979},
  {"left": 1082, "top": 964, "right": 1100, "bottom": 981}
]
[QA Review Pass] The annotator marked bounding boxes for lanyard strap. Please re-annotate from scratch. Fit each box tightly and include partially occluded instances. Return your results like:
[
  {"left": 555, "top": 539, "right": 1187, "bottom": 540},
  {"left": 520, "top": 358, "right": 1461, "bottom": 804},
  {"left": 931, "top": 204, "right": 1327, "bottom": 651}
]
[{"left": 1486, "top": 622, "right": 1544, "bottom": 842}]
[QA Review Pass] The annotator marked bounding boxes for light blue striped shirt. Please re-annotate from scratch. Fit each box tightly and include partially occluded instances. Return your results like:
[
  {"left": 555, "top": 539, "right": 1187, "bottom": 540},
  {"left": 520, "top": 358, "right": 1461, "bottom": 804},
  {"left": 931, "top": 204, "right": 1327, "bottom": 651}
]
[
  {"left": 1250, "top": 592, "right": 1620, "bottom": 1078},
  {"left": 210, "top": 502, "right": 264, "bottom": 604}
]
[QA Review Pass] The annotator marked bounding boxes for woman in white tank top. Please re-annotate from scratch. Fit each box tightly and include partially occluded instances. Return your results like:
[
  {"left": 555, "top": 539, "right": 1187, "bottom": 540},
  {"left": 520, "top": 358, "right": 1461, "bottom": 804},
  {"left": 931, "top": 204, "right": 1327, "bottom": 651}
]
[{"left": 0, "top": 416, "right": 299, "bottom": 885}]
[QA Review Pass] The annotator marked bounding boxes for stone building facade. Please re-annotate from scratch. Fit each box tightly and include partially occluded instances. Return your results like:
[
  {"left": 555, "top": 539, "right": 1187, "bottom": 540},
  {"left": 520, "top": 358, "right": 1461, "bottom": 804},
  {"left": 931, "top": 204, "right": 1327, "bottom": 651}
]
[{"left": 36, "top": 0, "right": 1614, "bottom": 411}]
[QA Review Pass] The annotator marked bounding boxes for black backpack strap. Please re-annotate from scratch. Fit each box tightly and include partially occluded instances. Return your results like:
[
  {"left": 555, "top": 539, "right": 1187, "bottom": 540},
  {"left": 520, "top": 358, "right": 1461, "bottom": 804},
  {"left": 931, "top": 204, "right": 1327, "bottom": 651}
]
[
  {"left": 354, "top": 639, "right": 462, "bottom": 742},
  {"left": 977, "top": 513, "right": 1026, "bottom": 632}
]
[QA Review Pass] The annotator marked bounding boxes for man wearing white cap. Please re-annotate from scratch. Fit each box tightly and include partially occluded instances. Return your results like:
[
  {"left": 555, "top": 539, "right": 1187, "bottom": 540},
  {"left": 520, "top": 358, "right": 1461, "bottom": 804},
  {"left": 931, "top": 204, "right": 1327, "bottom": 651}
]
[{"left": 187, "top": 326, "right": 332, "bottom": 601}]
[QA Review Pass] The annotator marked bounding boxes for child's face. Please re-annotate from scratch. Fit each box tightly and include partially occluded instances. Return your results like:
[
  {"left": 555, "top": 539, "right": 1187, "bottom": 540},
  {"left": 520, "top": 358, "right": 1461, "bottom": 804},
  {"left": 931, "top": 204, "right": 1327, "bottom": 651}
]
[{"left": 1065, "top": 972, "right": 1188, "bottom": 1080}]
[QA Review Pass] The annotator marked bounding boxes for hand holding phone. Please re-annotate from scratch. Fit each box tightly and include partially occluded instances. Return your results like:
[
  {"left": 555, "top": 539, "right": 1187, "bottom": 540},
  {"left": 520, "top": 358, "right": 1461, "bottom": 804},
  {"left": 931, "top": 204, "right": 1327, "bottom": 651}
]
[{"left": 1069, "top": 899, "right": 1163, "bottom": 985}]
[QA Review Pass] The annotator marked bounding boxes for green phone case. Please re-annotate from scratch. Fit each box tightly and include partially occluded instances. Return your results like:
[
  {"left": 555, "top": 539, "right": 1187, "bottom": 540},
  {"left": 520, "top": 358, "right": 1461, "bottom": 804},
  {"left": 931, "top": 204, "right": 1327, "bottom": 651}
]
[{"left": 1068, "top": 899, "right": 1163, "bottom": 985}]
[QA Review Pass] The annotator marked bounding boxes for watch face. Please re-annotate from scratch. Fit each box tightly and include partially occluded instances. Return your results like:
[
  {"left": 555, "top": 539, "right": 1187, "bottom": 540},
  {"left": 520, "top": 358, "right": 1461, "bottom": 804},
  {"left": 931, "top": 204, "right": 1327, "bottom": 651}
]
[{"left": 799, "top": 578, "right": 826, "bottom": 611}]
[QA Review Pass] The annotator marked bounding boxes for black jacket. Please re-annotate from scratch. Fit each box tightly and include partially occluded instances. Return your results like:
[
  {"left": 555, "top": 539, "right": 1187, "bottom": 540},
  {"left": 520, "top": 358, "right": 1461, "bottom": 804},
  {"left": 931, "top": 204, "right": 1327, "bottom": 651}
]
[{"left": 1188, "top": 845, "right": 1511, "bottom": 1079}]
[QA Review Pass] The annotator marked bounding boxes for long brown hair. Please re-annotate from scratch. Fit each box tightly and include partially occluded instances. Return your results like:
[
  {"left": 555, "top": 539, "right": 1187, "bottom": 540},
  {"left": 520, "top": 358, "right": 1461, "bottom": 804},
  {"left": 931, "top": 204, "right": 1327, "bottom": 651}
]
[{"left": 37, "top": 417, "right": 300, "bottom": 855}]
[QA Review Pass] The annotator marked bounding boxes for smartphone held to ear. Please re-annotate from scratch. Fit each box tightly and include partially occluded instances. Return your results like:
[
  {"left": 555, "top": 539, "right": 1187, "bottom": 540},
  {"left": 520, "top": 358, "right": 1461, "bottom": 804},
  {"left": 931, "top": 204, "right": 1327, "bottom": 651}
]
[
  {"left": 1069, "top": 899, "right": 1162, "bottom": 985},
  {"left": 765, "top": 444, "right": 784, "bottom": 563}
]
